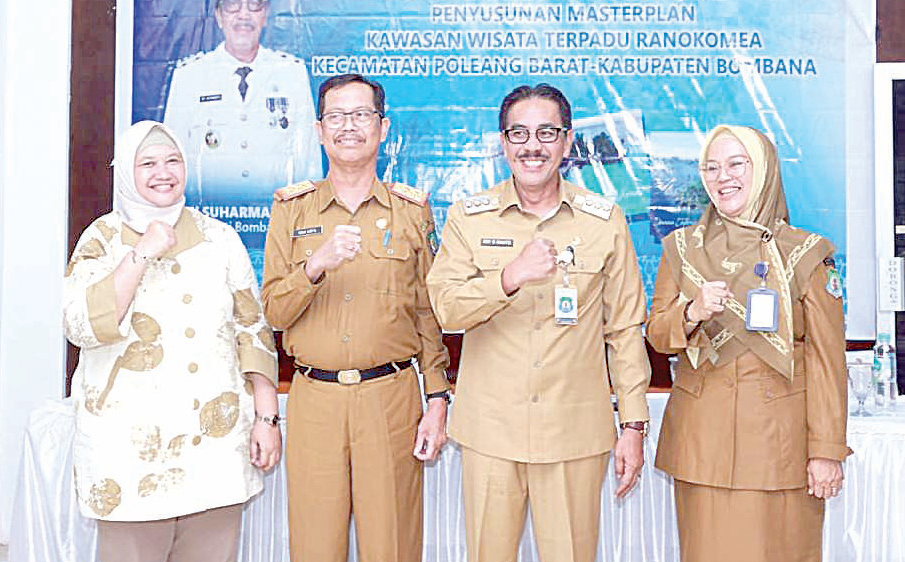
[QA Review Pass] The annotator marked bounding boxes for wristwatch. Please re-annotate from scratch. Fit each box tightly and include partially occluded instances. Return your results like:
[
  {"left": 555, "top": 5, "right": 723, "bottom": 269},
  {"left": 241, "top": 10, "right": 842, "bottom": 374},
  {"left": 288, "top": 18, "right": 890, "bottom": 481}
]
[
  {"left": 620, "top": 421, "right": 650, "bottom": 437},
  {"left": 426, "top": 390, "right": 451, "bottom": 404},
  {"left": 256, "top": 413, "right": 282, "bottom": 427}
]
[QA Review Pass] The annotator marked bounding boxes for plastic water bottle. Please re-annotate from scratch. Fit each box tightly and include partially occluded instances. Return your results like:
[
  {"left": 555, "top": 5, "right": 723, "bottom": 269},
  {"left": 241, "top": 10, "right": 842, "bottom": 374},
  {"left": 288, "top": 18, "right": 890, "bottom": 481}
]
[{"left": 872, "top": 333, "right": 897, "bottom": 410}]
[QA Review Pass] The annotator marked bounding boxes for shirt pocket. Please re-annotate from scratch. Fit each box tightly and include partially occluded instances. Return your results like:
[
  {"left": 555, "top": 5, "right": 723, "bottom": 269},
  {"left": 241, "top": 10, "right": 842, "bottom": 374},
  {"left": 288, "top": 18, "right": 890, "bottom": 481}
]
[
  {"left": 672, "top": 366, "right": 705, "bottom": 398},
  {"left": 474, "top": 250, "right": 526, "bottom": 311},
  {"left": 570, "top": 254, "right": 605, "bottom": 309},
  {"left": 760, "top": 365, "right": 806, "bottom": 403},
  {"left": 290, "top": 233, "right": 324, "bottom": 266},
  {"left": 367, "top": 234, "right": 412, "bottom": 297}
]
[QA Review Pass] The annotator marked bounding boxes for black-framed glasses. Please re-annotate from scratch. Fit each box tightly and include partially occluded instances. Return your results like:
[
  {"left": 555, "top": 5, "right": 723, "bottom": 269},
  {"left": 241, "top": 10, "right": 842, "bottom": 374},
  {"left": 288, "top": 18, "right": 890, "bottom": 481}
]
[
  {"left": 320, "top": 109, "right": 382, "bottom": 129},
  {"left": 218, "top": 0, "right": 268, "bottom": 13},
  {"left": 700, "top": 157, "right": 749, "bottom": 181},
  {"left": 503, "top": 127, "right": 568, "bottom": 145}
]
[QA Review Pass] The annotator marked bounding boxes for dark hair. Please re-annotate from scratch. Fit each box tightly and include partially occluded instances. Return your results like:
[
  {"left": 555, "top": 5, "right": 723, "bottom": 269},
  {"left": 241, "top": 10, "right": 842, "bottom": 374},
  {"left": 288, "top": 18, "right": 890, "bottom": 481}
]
[
  {"left": 317, "top": 74, "right": 386, "bottom": 119},
  {"left": 498, "top": 83, "right": 572, "bottom": 131}
]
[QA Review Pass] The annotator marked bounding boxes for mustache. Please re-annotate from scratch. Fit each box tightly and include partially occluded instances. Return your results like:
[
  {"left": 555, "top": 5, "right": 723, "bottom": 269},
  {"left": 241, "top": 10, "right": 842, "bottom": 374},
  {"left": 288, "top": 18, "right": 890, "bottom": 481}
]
[{"left": 516, "top": 149, "right": 547, "bottom": 159}]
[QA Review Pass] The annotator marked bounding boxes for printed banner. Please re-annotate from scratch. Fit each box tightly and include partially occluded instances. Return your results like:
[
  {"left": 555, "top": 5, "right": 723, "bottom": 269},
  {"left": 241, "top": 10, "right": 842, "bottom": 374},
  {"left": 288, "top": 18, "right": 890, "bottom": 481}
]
[{"left": 133, "top": 0, "right": 870, "bottom": 301}]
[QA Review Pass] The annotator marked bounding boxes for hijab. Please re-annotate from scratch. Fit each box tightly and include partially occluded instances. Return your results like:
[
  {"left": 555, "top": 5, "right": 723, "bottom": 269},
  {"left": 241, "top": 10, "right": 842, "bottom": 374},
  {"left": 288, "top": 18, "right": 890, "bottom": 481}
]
[
  {"left": 662, "top": 125, "right": 834, "bottom": 379},
  {"left": 112, "top": 121, "right": 186, "bottom": 233}
]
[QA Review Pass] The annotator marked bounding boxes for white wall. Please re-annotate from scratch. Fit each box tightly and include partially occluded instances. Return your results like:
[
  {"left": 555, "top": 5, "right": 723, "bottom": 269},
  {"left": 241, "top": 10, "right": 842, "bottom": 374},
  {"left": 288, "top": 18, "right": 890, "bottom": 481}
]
[{"left": 0, "top": 0, "right": 71, "bottom": 543}]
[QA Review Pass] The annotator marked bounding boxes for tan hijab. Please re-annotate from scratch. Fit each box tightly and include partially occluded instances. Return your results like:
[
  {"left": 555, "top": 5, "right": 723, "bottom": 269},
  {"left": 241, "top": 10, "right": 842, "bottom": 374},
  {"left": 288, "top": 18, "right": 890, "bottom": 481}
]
[{"left": 662, "top": 125, "right": 834, "bottom": 379}]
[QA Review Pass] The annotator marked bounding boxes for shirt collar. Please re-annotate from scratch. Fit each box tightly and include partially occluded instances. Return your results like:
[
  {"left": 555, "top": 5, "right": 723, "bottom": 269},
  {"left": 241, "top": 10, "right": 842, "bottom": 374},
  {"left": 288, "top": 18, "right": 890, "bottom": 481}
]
[
  {"left": 497, "top": 175, "right": 576, "bottom": 218},
  {"left": 316, "top": 177, "right": 390, "bottom": 212},
  {"left": 121, "top": 208, "right": 205, "bottom": 257}
]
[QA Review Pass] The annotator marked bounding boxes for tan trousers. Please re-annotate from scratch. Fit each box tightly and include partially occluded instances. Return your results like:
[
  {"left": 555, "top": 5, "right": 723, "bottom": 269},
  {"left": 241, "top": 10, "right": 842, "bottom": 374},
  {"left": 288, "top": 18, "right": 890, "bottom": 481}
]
[
  {"left": 461, "top": 446, "right": 609, "bottom": 562},
  {"left": 95, "top": 503, "right": 242, "bottom": 562},
  {"left": 286, "top": 368, "right": 423, "bottom": 562},
  {"left": 674, "top": 480, "right": 825, "bottom": 562}
]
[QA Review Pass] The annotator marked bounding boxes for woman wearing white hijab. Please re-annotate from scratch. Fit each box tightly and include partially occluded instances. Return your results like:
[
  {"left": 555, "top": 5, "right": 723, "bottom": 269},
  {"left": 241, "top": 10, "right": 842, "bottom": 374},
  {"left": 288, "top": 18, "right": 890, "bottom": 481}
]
[{"left": 64, "top": 121, "right": 280, "bottom": 562}]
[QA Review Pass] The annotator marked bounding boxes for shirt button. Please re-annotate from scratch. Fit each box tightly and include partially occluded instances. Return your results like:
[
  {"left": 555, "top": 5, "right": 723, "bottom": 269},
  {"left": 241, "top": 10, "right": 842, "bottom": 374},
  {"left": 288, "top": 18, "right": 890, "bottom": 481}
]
[
  {"left": 491, "top": 258, "right": 499, "bottom": 266},
  {"left": 344, "top": 293, "right": 353, "bottom": 302},
  {"left": 183, "top": 294, "right": 192, "bottom": 304},
  {"left": 341, "top": 335, "right": 350, "bottom": 343},
  {"left": 724, "top": 378, "right": 735, "bottom": 388},
  {"left": 188, "top": 363, "right": 198, "bottom": 373},
  {"left": 531, "top": 394, "right": 540, "bottom": 403},
  {"left": 536, "top": 291, "right": 543, "bottom": 300},
  {"left": 387, "top": 248, "right": 395, "bottom": 256},
  {"left": 534, "top": 322, "right": 542, "bottom": 331},
  {"left": 533, "top": 361, "right": 542, "bottom": 369},
  {"left": 537, "top": 224, "right": 544, "bottom": 232},
  {"left": 171, "top": 263, "right": 181, "bottom": 274},
  {"left": 185, "top": 327, "right": 195, "bottom": 338},
  {"left": 305, "top": 249, "right": 313, "bottom": 257}
]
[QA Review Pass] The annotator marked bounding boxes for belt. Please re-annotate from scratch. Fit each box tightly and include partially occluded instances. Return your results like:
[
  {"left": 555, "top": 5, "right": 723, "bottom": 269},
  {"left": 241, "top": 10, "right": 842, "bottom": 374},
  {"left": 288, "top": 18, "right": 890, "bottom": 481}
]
[{"left": 298, "top": 359, "right": 413, "bottom": 385}]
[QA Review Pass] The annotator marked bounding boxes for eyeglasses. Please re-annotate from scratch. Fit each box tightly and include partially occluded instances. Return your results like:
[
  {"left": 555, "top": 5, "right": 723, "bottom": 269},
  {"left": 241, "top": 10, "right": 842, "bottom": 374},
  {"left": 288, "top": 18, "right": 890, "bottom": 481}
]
[
  {"left": 701, "top": 157, "right": 749, "bottom": 181},
  {"left": 503, "top": 127, "right": 568, "bottom": 145},
  {"left": 218, "top": 0, "right": 268, "bottom": 13},
  {"left": 320, "top": 109, "right": 382, "bottom": 129}
]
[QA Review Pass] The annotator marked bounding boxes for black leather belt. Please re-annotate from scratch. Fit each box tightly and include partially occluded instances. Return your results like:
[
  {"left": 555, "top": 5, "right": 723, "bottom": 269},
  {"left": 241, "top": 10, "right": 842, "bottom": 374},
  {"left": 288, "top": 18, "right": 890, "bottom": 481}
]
[{"left": 298, "top": 359, "right": 413, "bottom": 385}]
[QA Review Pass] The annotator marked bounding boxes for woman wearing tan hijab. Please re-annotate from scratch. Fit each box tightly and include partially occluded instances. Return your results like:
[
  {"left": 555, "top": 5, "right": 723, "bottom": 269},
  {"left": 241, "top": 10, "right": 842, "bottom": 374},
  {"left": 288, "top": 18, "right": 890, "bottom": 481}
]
[
  {"left": 648, "top": 125, "right": 850, "bottom": 562},
  {"left": 64, "top": 121, "right": 280, "bottom": 562}
]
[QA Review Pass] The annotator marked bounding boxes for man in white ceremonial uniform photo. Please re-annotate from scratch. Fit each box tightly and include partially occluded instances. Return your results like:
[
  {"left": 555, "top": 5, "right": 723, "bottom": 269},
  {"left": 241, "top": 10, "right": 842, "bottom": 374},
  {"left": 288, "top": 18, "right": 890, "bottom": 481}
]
[{"left": 163, "top": 0, "right": 322, "bottom": 205}]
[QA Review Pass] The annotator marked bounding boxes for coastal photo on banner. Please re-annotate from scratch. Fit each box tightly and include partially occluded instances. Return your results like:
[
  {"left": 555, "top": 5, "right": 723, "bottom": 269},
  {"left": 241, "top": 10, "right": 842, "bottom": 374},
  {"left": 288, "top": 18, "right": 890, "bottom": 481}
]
[{"left": 132, "top": 0, "right": 865, "bottom": 303}]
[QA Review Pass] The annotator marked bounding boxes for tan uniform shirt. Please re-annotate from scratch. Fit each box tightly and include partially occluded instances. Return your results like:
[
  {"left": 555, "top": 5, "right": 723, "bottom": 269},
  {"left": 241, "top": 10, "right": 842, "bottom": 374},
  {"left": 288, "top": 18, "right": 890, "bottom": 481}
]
[
  {"left": 427, "top": 178, "right": 651, "bottom": 463},
  {"left": 649, "top": 257, "right": 850, "bottom": 489},
  {"left": 261, "top": 178, "right": 449, "bottom": 394}
]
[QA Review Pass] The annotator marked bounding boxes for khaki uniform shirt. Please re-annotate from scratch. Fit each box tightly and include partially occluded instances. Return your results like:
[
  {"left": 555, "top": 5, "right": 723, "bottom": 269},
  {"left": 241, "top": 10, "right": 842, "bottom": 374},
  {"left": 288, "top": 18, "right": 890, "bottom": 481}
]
[
  {"left": 261, "top": 178, "right": 449, "bottom": 394},
  {"left": 649, "top": 257, "right": 850, "bottom": 489},
  {"left": 427, "top": 178, "right": 651, "bottom": 463},
  {"left": 64, "top": 209, "right": 277, "bottom": 521}
]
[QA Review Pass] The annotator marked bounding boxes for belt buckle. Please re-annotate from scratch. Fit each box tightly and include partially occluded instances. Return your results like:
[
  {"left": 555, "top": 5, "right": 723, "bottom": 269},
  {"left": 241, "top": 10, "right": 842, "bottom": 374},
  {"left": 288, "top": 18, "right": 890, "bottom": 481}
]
[{"left": 337, "top": 369, "right": 362, "bottom": 385}]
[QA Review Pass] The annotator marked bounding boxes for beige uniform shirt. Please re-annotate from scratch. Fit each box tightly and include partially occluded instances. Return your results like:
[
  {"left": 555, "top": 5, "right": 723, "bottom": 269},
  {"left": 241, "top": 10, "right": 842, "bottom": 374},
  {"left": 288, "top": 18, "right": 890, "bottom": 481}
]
[
  {"left": 64, "top": 209, "right": 277, "bottom": 521},
  {"left": 427, "top": 178, "right": 651, "bottom": 463},
  {"left": 649, "top": 257, "right": 850, "bottom": 489},
  {"left": 262, "top": 178, "right": 449, "bottom": 394}
]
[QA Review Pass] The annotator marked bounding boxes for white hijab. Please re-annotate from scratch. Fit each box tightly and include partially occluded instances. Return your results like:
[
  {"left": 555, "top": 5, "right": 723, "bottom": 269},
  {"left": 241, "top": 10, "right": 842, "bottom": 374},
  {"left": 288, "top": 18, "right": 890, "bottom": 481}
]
[{"left": 112, "top": 121, "right": 186, "bottom": 233}]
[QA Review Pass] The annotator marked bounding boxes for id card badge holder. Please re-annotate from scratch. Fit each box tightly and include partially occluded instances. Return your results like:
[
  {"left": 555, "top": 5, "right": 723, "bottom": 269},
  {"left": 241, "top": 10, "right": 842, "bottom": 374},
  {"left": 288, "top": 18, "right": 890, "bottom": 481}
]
[
  {"left": 555, "top": 245, "right": 578, "bottom": 326},
  {"left": 745, "top": 261, "right": 779, "bottom": 332}
]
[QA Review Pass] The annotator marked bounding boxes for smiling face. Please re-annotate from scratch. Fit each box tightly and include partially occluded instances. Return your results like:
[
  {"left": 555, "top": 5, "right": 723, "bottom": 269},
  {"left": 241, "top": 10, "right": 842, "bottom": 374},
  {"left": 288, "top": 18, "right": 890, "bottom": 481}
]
[
  {"left": 215, "top": 1, "right": 268, "bottom": 62},
  {"left": 501, "top": 97, "right": 573, "bottom": 194},
  {"left": 133, "top": 144, "right": 186, "bottom": 208},
  {"left": 316, "top": 81, "right": 389, "bottom": 167},
  {"left": 703, "top": 135, "right": 754, "bottom": 219}
]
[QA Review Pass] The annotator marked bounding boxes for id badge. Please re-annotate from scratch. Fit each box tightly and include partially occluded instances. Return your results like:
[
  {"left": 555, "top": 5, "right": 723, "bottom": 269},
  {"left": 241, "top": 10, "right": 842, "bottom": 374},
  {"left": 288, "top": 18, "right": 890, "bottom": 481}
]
[
  {"left": 745, "top": 287, "right": 779, "bottom": 332},
  {"left": 554, "top": 285, "right": 578, "bottom": 325}
]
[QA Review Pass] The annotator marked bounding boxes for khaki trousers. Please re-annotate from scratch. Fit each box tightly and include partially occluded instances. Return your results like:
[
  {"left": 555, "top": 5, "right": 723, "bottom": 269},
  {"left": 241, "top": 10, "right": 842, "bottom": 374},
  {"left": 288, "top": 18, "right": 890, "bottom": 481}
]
[
  {"left": 461, "top": 446, "right": 609, "bottom": 562},
  {"left": 674, "top": 480, "right": 825, "bottom": 562},
  {"left": 96, "top": 503, "right": 242, "bottom": 562},
  {"left": 286, "top": 368, "right": 423, "bottom": 562}
]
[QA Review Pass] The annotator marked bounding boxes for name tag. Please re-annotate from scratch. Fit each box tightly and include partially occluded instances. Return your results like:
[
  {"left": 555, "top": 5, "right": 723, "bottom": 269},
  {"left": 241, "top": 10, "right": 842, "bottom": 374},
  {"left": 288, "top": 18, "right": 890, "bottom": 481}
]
[
  {"left": 746, "top": 287, "right": 779, "bottom": 332},
  {"left": 480, "top": 237, "right": 514, "bottom": 247},
  {"left": 292, "top": 226, "right": 323, "bottom": 238},
  {"left": 199, "top": 94, "right": 222, "bottom": 103}
]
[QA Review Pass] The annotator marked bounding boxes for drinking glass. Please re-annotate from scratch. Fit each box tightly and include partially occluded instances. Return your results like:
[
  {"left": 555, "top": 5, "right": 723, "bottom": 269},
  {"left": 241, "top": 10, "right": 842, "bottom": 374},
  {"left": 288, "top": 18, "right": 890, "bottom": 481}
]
[{"left": 848, "top": 363, "right": 873, "bottom": 417}]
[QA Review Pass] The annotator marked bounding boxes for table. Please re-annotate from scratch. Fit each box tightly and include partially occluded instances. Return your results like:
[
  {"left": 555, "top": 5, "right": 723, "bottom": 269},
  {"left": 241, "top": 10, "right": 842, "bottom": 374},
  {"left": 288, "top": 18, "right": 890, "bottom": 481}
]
[{"left": 10, "top": 395, "right": 905, "bottom": 562}]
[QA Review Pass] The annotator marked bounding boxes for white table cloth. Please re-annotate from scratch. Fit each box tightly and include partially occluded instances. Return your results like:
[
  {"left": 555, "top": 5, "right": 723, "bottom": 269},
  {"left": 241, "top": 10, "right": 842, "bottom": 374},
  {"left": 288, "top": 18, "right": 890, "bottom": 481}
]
[{"left": 10, "top": 394, "right": 904, "bottom": 562}]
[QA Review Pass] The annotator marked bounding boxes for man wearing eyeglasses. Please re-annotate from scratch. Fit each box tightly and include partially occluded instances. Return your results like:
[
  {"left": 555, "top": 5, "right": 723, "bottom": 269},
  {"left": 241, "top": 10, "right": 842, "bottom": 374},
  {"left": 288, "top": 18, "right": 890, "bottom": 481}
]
[
  {"left": 427, "top": 83, "right": 651, "bottom": 562},
  {"left": 163, "top": 0, "right": 322, "bottom": 224},
  {"left": 262, "top": 74, "right": 450, "bottom": 562}
]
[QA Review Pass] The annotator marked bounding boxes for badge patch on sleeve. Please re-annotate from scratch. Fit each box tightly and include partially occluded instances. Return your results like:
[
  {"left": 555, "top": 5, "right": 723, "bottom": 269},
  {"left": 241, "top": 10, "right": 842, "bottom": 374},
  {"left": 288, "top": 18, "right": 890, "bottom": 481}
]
[
  {"left": 427, "top": 229, "right": 439, "bottom": 255},
  {"left": 825, "top": 267, "right": 843, "bottom": 299}
]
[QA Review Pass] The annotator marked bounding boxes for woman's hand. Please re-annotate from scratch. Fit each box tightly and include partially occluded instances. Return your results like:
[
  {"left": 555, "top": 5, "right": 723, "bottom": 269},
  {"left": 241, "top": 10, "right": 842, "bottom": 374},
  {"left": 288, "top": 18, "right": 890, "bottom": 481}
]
[
  {"left": 686, "top": 281, "right": 734, "bottom": 324},
  {"left": 250, "top": 419, "right": 282, "bottom": 471},
  {"left": 134, "top": 220, "right": 177, "bottom": 260},
  {"left": 807, "top": 457, "right": 843, "bottom": 499}
]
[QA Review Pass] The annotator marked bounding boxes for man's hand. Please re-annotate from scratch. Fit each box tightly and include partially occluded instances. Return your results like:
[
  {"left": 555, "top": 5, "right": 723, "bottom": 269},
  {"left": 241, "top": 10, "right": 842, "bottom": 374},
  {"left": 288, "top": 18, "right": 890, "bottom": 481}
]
[
  {"left": 613, "top": 427, "right": 644, "bottom": 498},
  {"left": 413, "top": 398, "right": 448, "bottom": 461},
  {"left": 501, "top": 238, "right": 558, "bottom": 295},
  {"left": 807, "top": 457, "right": 843, "bottom": 499},
  {"left": 304, "top": 225, "right": 361, "bottom": 282}
]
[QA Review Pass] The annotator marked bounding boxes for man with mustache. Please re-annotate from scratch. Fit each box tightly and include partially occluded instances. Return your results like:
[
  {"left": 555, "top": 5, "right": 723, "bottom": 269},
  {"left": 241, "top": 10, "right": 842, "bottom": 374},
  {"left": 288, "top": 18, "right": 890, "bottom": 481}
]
[
  {"left": 163, "top": 0, "right": 322, "bottom": 208},
  {"left": 261, "top": 74, "right": 450, "bottom": 562},
  {"left": 427, "top": 84, "right": 651, "bottom": 562}
]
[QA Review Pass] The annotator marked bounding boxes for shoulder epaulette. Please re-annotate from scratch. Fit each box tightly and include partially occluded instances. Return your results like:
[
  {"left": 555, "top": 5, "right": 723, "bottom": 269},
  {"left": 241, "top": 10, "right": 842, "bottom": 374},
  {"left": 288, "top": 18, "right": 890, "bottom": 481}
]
[
  {"left": 175, "top": 51, "right": 204, "bottom": 69},
  {"left": 573, "top": 193, "right": 613, "bottom": 220},
  {"left": 390, "top": 182, "right": 428, "bottom": 206},
  {"left": 462, "top": 194, "right": 500, "bottom": 215},
  {"left": 274, "top": 180, "right": 317, "bottom": 201}
]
